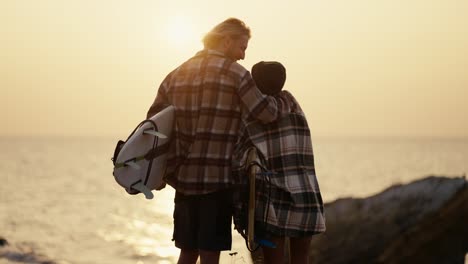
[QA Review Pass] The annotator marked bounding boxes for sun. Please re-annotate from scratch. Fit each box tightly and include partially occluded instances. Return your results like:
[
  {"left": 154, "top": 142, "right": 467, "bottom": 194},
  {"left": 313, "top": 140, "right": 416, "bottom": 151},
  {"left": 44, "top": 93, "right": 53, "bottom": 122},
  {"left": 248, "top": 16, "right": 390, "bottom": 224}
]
[{"left": 166, "top": 16, "right": 196, "bottom": 47}]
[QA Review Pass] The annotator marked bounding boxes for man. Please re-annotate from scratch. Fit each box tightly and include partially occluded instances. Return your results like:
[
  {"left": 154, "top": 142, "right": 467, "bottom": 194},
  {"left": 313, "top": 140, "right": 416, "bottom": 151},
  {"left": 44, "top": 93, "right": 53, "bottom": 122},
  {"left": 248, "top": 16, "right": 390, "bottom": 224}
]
[{"left": 146, "top": 18, "right": 292, "bottom": 264}]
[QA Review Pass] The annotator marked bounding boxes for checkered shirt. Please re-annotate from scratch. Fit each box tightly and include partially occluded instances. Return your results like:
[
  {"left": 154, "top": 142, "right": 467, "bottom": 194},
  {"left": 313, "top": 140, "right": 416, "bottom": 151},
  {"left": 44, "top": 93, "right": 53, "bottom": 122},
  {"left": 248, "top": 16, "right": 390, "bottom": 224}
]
[
  {"left": 147, "top": 49, "right": 292, "bottom": 195},
  {"left": 232, "top": 93, "right": 326, "bottom": 237}
]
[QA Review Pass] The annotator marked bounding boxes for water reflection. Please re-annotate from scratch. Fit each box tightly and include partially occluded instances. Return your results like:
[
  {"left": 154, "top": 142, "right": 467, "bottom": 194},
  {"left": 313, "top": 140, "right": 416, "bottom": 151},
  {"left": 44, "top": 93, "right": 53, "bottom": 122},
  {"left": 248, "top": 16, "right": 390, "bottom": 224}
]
[
  {"left": 98, "top": 186, "right": 252, "bottom": 263},
  {"left": 97, "top": 188, "right": 179, "bottom": 262}
]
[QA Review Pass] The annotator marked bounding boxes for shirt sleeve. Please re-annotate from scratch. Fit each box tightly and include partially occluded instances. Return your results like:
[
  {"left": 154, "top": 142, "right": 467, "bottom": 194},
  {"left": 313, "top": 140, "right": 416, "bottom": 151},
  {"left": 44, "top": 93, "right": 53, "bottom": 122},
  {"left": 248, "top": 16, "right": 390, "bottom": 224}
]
[{"left": 237, "top": 71, "right": 292, "bottom": 123}]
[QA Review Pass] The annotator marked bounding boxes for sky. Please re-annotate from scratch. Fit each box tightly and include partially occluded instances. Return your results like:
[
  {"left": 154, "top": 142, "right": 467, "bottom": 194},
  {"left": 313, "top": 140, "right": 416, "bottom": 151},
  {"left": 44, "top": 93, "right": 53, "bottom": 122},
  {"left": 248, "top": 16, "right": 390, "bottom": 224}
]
[{"left": 1, "top": 0, "right": 468, "bottom": 138}]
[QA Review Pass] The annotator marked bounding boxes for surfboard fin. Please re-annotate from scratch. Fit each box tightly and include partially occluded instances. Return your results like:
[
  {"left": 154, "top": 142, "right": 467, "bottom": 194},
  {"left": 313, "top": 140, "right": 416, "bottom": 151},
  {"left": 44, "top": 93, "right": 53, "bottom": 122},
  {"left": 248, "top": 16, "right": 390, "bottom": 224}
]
[
  {"left": 143, "top": 129, "right": 168, "bottom": 139},
  {"left": 124, "top": 161, "right": 141, "bottom": 170},
  {"left": 131, "top": 182, "right": 154, "bottom": 200}
]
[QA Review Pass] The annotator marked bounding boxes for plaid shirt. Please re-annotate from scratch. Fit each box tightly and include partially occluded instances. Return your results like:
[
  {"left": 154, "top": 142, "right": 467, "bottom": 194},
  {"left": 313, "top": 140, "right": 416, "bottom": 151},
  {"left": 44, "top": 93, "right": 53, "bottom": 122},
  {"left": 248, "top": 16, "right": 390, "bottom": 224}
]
[
  {"left": 147, "top": 49, "right": 292, "bottom": 195},
  {"left": 233, "top": 93, "right": 326, "bottom": 236}
]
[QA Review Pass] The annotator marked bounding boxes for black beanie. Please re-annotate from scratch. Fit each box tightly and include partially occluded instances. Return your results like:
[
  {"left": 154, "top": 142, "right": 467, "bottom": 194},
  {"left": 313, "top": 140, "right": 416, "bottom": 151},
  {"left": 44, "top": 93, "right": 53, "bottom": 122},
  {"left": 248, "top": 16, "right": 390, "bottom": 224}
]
[{"left": 251, "top": 61, "right": 286, "bottom": 95}]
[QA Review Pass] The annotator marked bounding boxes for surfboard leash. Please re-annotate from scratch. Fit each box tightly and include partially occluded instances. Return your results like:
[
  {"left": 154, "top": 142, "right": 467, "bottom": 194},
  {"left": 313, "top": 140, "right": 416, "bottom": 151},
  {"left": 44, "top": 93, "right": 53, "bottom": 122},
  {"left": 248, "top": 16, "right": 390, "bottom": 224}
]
[{"left": 243, "top": 160, "right": 276, "bottom": 252}]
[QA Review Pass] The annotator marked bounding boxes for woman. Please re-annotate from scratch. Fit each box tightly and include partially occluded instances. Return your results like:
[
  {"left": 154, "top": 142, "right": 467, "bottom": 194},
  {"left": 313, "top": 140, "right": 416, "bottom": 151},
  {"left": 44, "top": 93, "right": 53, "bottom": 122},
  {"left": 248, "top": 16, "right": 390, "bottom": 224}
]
[{"left": 233, "top": 61, "right": 326, "bottom": 264}]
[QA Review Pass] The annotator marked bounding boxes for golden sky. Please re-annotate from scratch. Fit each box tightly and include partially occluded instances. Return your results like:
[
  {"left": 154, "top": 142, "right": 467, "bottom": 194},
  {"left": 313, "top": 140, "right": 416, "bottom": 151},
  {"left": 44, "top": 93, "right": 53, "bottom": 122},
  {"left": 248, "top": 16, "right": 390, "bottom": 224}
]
[{"left": 2, "top": 0, "right": 467, "bottom": 138}]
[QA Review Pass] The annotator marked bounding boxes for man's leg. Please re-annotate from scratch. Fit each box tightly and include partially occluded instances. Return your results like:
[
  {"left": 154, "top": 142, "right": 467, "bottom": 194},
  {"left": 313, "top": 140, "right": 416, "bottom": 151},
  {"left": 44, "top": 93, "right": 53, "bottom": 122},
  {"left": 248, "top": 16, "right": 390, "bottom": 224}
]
[
  {"left": 173, "top": 192, "right": 199, "bottom": 264},
  {"left": 177, "top": 249, "right": 199, "bottom": 264},
  {"left": 199, "top": 250, "right": 220, "bottom": 264},
  {"left": 197, "top": 190, "right": 233, "bottom": 264}
]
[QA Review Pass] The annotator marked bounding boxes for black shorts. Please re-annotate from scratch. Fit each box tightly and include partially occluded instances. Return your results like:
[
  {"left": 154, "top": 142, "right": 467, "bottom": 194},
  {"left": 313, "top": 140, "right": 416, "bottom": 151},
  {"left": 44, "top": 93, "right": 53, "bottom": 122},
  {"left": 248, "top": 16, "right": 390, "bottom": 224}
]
[{"left": 173, "top": 189, "right": 233, "bottom": 251}]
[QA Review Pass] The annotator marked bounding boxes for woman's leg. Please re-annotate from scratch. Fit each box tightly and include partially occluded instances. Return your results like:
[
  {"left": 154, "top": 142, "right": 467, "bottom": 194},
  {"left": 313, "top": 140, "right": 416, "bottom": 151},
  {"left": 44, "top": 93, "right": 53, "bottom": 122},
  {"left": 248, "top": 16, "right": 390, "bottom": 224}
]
[
  {"left": 262, "top": 236, "right": 285, "bottom": 264},
  {"left": 289, "top": 236, "right": 312, "bottom": 264}
]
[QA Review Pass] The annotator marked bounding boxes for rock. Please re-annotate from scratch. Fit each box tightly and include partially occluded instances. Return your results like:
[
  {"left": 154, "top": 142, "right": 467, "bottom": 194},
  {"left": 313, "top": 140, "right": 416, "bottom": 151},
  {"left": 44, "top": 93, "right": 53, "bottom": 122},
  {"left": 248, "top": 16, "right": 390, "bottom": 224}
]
[
  {"left": 377, "top": 179, "right": 468, "bottom": 263},
  {"left": 0, "top": 239, "right": 57, "bottom": 264},
  {"left": 308, "top": 176, "right": 467, "bottom": 264},
  {"left": 0, "top": 237, "right": 8, "bottom": 247}
]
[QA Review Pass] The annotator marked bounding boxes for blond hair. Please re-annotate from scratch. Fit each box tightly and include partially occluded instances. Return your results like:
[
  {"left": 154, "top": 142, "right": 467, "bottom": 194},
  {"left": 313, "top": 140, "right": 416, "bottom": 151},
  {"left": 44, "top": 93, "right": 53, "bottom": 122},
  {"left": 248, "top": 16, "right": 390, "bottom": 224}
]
[{"left": 202, "top": 18, "right": 251, "bottom": 49}]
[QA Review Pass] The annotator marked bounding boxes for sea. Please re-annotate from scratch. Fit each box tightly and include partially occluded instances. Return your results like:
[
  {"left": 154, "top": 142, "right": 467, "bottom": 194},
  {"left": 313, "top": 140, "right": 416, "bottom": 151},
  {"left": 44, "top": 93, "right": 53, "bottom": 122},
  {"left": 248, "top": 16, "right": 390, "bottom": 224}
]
[{"left": 0, "top": 136, "right": 467, "bottom": 264}]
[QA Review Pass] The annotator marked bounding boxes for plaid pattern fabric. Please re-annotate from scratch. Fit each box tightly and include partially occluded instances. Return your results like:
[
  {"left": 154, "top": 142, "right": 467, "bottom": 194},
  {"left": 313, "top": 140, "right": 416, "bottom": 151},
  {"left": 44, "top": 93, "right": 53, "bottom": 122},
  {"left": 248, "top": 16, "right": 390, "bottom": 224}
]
[
  {"left": 233, "top": 94, "right": 326, "bottom": 237},
  {"left": 147, "top": 49, "right": 292, "bottom": 195}
]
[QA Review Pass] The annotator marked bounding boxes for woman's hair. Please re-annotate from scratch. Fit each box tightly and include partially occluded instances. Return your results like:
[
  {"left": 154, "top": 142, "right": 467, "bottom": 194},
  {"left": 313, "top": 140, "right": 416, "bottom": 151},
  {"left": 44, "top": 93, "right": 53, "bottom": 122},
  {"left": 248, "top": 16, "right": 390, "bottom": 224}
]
[
  {"left": 202, "top": 18, "right": 251, "bottom": 49},
  {"left": 251, "top": 61, "right": 286, "bottom": 95}
]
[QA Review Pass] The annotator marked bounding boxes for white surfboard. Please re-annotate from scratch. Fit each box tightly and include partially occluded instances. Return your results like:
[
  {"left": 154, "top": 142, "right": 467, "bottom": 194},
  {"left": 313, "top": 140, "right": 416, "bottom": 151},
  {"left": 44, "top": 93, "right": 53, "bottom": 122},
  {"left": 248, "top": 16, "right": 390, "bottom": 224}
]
[{"left": 112, "top": 105, "right": 175, "bottom": 199}]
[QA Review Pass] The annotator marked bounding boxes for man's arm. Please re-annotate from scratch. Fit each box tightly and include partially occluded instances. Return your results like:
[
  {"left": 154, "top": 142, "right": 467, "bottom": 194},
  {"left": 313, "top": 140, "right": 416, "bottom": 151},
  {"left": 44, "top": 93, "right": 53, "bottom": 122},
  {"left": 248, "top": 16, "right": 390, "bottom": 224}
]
[{"left": 238, "top": 72, "right": 291, "bottom": 123}]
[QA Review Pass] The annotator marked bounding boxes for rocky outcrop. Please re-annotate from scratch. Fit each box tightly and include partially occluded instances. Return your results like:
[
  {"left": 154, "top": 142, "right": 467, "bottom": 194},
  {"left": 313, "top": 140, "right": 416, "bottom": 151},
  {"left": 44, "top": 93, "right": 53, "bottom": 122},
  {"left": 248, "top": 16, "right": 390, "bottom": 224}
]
[
  {"left": 309, "top": 176, "right": 467, "bottom": 264},
  {"left": 0, "top": 237, "right": 8, "bottom": 247},
  {"left": 376, "top": 178, "right": 468, "bottom": 263},
  {"left": 0, "top": 238, "right": 56, "bottom": 264}
]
